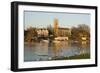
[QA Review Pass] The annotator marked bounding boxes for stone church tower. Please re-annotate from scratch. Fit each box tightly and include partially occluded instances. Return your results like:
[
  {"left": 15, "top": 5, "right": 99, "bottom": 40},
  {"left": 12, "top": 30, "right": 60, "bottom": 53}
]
[{"left": 54, "top": 18, "right": 59, "bottom": 37}]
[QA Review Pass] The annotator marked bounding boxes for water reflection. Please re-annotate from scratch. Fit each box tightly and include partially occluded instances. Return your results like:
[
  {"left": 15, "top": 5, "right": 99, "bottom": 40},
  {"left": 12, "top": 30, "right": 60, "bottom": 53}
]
[{"left": 24, "top": 41, "right": 90, "bottom": 62}]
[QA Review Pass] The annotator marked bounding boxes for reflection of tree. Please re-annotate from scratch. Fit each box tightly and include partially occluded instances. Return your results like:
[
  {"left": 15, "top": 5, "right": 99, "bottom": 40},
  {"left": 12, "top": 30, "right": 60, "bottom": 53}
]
[{"left": 71, "top": 24, "right": 90, "bottom": 42}]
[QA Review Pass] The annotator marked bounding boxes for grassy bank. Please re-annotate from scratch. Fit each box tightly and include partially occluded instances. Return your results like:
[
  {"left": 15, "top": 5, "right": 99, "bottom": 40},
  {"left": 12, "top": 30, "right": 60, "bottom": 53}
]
[{"left": 51, "top": 53, "right": 90, "bottom": 60}]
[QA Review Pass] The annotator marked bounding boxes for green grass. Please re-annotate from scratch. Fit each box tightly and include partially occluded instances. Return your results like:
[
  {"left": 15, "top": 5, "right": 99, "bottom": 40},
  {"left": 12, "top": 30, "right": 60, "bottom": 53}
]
[{"left": 51, "top": 53, "right": 90, "bottom": 60}]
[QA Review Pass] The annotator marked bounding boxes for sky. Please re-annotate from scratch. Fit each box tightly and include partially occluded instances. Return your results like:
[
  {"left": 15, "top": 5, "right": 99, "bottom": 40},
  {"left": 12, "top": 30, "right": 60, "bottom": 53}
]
[{"left": 24, "top": 11, "right": 90, "bottom": 29}]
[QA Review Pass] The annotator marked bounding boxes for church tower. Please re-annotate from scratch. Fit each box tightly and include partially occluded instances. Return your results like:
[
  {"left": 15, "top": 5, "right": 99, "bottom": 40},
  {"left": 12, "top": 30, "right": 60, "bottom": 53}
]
[{"left": 54, "top": 18, "right": 59, "bottom": 37}]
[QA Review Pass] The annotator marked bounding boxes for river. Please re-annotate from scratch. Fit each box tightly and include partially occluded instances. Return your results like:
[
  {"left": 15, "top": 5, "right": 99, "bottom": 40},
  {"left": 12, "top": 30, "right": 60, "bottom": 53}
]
[{"left": 24, "top": 41, "right": 90, "bottom": 62}]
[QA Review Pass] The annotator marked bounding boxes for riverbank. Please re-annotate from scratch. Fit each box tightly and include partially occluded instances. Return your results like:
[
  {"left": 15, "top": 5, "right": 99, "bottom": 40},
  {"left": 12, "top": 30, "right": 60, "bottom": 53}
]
[{"left": 51, "top": 53, "right": 90, "bottom": 60}]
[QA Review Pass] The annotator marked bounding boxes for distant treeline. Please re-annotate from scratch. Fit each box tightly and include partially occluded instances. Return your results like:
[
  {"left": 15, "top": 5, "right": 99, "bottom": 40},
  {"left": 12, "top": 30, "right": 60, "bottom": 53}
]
[{"left": 24, "top": 24, "right": 90, "bottom": 42}]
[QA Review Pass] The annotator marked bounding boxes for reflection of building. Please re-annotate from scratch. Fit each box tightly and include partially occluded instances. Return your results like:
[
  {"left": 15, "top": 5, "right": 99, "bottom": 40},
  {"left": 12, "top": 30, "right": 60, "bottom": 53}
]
[
  {"left": 53, "top": 18, "right": 71, "bottom": 37},
  {"left": 36, "top": 28, "right": 48, "bottom": 37}
]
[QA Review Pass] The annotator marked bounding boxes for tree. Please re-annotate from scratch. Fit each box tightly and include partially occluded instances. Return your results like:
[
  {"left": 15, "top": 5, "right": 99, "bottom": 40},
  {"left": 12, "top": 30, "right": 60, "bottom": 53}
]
[
  {"left": 71, "top": 24, "right": 90, "bottom": 41},
  {"left": 78, "top": 24, "right": 90, "bottom": 33},
  {"left": 24, "top": 27, "right": 37, "bottom": 42},
  {"left": 47, "top": 24, "right": 54, "bottom": 36}
]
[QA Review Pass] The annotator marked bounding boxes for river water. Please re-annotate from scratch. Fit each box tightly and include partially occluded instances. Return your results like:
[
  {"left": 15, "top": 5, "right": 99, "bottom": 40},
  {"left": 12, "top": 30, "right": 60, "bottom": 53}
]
[{"left": 24, "top": 41, "right": 90, "bottom": 62}]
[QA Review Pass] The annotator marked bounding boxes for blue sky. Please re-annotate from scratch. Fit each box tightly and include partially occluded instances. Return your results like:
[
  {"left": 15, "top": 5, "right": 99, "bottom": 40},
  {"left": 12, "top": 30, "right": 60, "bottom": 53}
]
[{"left": 24, "top": 11, "right": 90, "bottom": 29}]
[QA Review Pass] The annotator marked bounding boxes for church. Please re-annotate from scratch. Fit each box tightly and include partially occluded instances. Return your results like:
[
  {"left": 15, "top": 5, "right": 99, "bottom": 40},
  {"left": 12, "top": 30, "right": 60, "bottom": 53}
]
[{"left": 53, "top": 18, "right": 71, "bottom": 40}]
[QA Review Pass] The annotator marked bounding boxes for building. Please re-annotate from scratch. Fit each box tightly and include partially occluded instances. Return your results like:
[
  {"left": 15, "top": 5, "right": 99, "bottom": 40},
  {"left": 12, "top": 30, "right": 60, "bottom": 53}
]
[
  {"left": 58, "top": 28, "right": 71, "bottom": 37},
  {"left": 54, "top": 18, "right": 59, "bottom": 36},
  {"left": 53, "top": 18, "right": 71, "bottom": 38},
  {"left": 34, "top": 18, "right": 71, "bottom": 39},
  {"left": 36, "top": 28, "right": 49, "bottom": 37}
]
